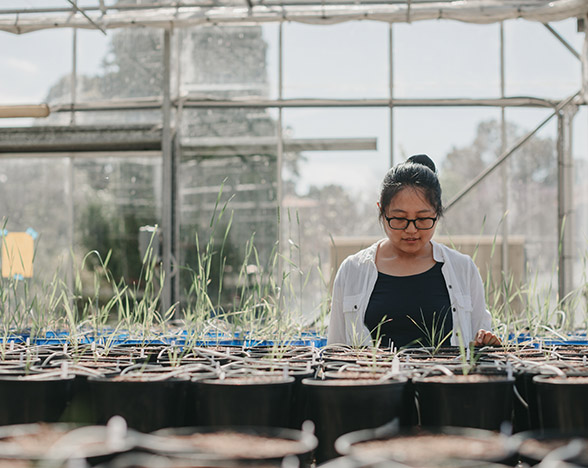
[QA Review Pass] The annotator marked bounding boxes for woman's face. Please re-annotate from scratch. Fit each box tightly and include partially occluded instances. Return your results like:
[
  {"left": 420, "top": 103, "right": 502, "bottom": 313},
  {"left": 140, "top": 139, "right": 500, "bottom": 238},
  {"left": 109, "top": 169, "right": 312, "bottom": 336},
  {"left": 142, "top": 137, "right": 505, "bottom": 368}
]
[{"left": 381, "top": 187, "right": 438, "bottom": 256}]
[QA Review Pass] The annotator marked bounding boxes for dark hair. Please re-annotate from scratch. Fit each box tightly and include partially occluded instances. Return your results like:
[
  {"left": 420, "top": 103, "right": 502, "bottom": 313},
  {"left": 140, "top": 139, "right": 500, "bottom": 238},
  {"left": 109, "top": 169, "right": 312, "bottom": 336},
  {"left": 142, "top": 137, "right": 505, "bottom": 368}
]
[{"left": 379, "top": 154, "right": 444, "bottom": 220}]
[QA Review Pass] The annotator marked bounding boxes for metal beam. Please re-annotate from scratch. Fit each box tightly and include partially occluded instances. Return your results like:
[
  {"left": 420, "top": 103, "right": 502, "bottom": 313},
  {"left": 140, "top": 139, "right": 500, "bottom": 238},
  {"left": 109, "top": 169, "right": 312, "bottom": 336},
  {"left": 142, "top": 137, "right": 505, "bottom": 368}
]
[
  {"left": 500, "top": 21, "right": 509, "bottom": 310},
  {"left": 1, "top": 0, "right": 586, "bottom": 32},
  {"left": 389, "top": 23, "right": 395, "bottom": 168},
  {"left": 64, "top": 0, "right": 107, "bottom": 35},
  {"left": 161, "top": 29, "right": 174, "bottom": 316},
  {"left": 181, "top": 137, "right": 378, "bottom": 155},
  {"left": 543, "top": 22, "right": 581, "bottom": 60},
  {"left": 49, "top": 96, "right": 560, "bottom": 113},
  {"left": 0, "top": 125, "right": 162, "bottom": 152},
  {"left": 557, "top": 105, "right": 578, "bottom": 304}
]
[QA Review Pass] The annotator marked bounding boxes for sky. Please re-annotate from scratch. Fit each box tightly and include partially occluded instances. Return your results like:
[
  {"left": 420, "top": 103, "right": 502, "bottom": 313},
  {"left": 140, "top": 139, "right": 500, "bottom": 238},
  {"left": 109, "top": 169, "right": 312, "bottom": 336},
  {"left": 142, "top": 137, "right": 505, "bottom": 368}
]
[{"left": 0, "top": 2, "right": 586, "bottom": 203}]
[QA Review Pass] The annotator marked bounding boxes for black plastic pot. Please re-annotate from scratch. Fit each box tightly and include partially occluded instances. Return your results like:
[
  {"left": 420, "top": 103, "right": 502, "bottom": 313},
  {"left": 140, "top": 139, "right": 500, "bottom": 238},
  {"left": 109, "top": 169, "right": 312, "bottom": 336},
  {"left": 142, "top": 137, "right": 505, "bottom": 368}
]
[
  {"left": 335, "top": 424, "right": 520, "bottom": 467},
  {"left": 0, "top": 373, "right": 75, "bottom": 425},
  {"left": 412, "top": 373, "right": 514, "bottom": 430},
  {"left": 144, "top": 425, "right": 317, "bottom": 467},
  {"left": 87, "top": 374, "right": 189, "bottom": 432},
  {"left": 193, "top": 375, "right": 295, "bottom": 428},
  {"left": 0, "top": 418, "right": 138, "bottom": 466},
  {"left": 512, "top": 365, "right": 544, "bottom": 433},
  {"left": 534, "top": 375, "right": 588, "bottom": 431},
  {"left": 301, "top": 376, "right": 409, "bottom": 464}
]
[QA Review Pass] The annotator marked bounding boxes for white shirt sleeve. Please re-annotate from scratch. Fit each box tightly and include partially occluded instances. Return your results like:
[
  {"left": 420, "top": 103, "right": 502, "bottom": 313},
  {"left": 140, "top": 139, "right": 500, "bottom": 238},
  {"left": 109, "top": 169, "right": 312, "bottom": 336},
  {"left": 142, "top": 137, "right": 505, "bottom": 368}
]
[
  {"left": 468, "top": 258, "right": 493, "bottom": 334},
  {"left": 327, "top": 262, "right": 347, "bottom": 345}
]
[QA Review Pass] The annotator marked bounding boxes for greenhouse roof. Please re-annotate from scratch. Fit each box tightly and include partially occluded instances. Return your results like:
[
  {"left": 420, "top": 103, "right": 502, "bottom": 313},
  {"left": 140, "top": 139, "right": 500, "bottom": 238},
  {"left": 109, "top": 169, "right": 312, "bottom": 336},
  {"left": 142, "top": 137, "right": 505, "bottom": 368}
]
[{"left": 0, "top": 0, "right": 586, "bottom": 33}]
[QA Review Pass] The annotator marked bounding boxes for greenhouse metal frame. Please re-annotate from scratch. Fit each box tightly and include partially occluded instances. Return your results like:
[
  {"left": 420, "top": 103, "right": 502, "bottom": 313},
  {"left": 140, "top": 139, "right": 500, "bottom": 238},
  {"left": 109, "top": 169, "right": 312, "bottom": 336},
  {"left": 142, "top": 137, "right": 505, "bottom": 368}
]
[{"left": 0, "top": 0, "right": 585, "bottom": 313}]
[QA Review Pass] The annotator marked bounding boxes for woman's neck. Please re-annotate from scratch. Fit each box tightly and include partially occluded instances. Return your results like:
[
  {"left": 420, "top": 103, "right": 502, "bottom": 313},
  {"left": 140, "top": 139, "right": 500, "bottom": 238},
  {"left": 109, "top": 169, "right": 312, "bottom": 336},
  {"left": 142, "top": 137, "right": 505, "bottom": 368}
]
[{"left": 376, "top": 240, "right": 435, "bottom": 276}]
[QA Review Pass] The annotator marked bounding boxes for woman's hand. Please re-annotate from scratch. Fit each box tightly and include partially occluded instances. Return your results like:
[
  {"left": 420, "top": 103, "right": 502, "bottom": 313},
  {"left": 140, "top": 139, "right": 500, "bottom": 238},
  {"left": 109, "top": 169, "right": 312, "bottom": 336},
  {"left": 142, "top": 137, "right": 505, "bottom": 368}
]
[{"left": 474, "top": 329, "right": 501, "bottom": 347}]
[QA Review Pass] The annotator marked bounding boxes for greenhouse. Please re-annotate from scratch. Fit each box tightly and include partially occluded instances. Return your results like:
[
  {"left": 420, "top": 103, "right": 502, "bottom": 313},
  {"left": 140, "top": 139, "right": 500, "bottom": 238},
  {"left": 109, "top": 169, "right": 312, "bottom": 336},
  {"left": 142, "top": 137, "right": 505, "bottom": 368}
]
[{"left": 1, "top": 0, "right": 588, "bottom": 466}]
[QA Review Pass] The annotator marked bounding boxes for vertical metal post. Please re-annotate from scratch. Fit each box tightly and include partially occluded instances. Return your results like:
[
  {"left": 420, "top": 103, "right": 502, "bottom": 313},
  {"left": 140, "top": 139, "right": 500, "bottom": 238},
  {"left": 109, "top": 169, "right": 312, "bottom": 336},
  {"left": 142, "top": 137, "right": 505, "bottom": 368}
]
[
  {"left": 557, "top": 110, "right": 575, "bottom": 305},
  {"left": 173, "top": 28, "right": 181, "bottom": 312},
  {"left": 499, "top": 22, "right": 509, "bottom": 304},
  {"left": 582, "top": 15, "right": 588, "bottom": 102},
  {"left": 162, "top": 28, "right": 174, "bottom": 315},
  {"left": 389, "top": 23, "right": 394, "bottom": 168},
  {"left": 557, "top": 105, "right": 578, "bottom": 307},
  {"left": 67, "top": 156, "right": 75, "bottom": 296},
  {"left": 71, "top": 27, "right": 77, "bottom": 125},
  {"left": 277, "top": 23, "right": 284, "bottom": 275}
]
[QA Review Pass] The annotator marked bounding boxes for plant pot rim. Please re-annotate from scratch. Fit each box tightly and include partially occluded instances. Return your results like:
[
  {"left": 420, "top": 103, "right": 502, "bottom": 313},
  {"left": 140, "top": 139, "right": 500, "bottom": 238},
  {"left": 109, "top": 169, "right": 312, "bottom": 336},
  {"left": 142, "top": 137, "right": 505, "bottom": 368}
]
[
  {"left": 301, "top": 376, "right": 407, "bottom": 386},
  {"left": 412, "top": 374, "right": 515, "bottom": 384},
  {"left": 143, "top": 425, "right": 318, "bottom": 459},
  {"left": 197, "top": 375, "right": 295, "bottom": 386},
  {"left": 335, "top": 424, "right": 519, "bottom": 463}
]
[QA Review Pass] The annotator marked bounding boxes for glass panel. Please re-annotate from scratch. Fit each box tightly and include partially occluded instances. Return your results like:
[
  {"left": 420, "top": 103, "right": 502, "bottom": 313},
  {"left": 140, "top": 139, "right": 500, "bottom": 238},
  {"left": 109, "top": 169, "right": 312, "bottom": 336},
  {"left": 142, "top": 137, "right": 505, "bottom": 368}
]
[
  {"left": 0, "top": 157, "right": 71, "bottom": 281},
  {"left": 574, "top": 106, "right": 588, "bottom": 294},
  {"left": 394, "top": 21, "right": 500, "bottom": 99},
  {"left": 505, "top": 18, "right": 581, "bottom": 99},
  {"left": 86, "top": 27, "right": 164, "bottom": 101},
  {"left": 283, "top": 22, "right": 388, "bottom": 99},
  {"left": 394, "top": 108, "right": 501, "bottom": 164},
  {"left": 179, "top": 108, "right": 278, "bottom": 310},
  {"left": 440, "top": 108, "right": 558, "bottom": 303},
  {"left": 73, "top": 155, "right": 161, "bottom": 297},
  {"left": 0, "top": 29, "right": 71, "bottom": 127},
  {"left": 281, "top": 108, "right": 388, "bottom": 318},
  {"left": 179, "top": 25, "right": 276, "bottom": 99}
]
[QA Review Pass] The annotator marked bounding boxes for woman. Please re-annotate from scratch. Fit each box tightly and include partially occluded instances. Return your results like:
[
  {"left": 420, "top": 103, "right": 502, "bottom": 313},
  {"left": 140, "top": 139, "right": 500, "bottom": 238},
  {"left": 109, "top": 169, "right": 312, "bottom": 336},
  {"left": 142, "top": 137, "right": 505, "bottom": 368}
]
[{"left": 328, "top": 154, "right": 500, "bottom": 348}]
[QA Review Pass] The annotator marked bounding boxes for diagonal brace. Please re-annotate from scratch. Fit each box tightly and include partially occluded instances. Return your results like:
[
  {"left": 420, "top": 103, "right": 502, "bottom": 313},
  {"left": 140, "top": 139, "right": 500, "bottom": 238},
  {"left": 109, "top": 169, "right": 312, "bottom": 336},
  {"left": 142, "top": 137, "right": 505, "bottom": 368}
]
[{"left": 445, "top": 90, "right": 580, "bottom": 212}]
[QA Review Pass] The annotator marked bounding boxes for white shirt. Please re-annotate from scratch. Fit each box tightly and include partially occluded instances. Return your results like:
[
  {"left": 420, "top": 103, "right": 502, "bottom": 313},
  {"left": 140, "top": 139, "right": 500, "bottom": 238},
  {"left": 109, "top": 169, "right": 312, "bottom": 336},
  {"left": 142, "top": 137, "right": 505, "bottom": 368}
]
[{"left": 327, "top": 239, "right": 492, "bottom": 347}]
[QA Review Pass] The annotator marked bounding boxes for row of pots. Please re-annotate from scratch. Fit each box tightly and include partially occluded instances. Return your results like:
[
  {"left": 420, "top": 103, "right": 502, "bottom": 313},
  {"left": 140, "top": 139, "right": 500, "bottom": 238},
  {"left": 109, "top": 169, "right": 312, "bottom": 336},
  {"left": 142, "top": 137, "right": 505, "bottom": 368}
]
[
  {"left": 2, "top": 343, "right": 588, "bottom": 463},
  {"left": 0, "top": 416, "right": 317, "bottom": 467},
  {"left": 2, "top": 418, "right": 588, "bottom": 467}
]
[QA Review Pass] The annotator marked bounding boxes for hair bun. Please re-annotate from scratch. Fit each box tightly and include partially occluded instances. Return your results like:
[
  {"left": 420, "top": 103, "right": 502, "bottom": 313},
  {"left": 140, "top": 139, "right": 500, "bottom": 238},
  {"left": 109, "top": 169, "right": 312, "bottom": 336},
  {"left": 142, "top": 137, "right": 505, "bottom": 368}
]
[{"left": 407, "top": 154, "right": 436, "bottom": 173}]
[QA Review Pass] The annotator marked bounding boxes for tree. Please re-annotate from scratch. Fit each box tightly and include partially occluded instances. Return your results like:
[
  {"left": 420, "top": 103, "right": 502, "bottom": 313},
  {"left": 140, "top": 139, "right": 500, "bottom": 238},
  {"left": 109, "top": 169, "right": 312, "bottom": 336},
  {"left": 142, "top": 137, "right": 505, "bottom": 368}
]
[{"left": 440, "top": 119, "right": 557, "bottom": 272}]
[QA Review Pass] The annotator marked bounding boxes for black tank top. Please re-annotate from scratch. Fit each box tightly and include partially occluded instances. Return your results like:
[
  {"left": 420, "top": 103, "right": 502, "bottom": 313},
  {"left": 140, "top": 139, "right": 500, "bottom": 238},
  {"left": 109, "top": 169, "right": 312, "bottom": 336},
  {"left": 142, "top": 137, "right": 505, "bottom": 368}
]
[{"left": 363, "top": 262, "right": 452, "bottom": 348}]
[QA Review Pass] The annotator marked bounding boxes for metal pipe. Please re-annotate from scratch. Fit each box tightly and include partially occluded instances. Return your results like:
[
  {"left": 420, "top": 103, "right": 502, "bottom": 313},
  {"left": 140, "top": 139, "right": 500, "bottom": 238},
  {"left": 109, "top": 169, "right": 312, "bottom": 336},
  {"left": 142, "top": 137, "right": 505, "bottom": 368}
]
[
  {"left": 557, "top": 105, "right": 578, "bottom": 304},
  {"left": 0, "top": 0, "right": 470, "bottom": 15},
  {"left": 557, "top": 112, "right": 566, "bottom": 303},
  {"left": 445, "top": 90, "right": 581, "bottom": 211},
  {"left": 277, "top": 22, "right": 284, "bottom": 276},
  {"left": 161, "top": 29, "right": 174, "bottom": 315},
  {"left": 65, "top": 0, "right": 107, "bottom": 35},
  {"left": 389, "top": 22, "right": 394, "bottom": 168},
  {"left": 0, "top": 104, "right": 50, "bottom": 118},
  {"left": 173, "top": 28, "right": 182, "bottom": 311},
  {"left": 500, "top": 21, "right": 509, "bottom": 302},
  {"left": 50, "top": 96, "right": 560, "bottom": 113},
  {"left": 71, "top": 26, "right": 77, "bottom": 126},
  {"left": 543, "top": 23, "right": 581, "bottom": 60}
]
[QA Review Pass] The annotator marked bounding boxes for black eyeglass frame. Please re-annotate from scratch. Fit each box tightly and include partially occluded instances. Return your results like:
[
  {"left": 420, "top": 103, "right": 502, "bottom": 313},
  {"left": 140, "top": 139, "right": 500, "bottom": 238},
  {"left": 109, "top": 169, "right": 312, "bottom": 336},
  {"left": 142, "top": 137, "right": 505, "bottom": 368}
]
[{"left": 383, "top": 215, "right": 438, "bottom": 230}]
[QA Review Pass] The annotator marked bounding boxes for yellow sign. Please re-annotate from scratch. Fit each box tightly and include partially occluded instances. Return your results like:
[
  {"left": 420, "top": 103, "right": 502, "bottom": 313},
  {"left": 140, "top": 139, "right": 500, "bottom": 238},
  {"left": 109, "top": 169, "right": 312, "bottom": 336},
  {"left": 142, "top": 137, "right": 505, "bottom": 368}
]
[{"left": 2, "top": 232, "right": 34, "bottom": 278}]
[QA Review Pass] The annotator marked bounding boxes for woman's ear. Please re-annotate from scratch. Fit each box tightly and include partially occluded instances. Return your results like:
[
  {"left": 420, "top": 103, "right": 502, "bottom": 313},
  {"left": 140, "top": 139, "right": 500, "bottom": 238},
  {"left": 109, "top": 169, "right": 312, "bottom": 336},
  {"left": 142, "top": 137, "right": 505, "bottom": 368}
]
[{"left": 376, "top": 202, "right": 381, "bottom": 211}]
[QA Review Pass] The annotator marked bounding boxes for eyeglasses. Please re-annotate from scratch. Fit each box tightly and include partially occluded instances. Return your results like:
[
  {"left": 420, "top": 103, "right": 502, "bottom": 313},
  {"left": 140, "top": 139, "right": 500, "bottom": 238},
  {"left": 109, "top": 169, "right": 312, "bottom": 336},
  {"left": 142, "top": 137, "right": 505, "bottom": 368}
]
[{"left": 384, "top": 215, "right": 437, "bottom": 230}]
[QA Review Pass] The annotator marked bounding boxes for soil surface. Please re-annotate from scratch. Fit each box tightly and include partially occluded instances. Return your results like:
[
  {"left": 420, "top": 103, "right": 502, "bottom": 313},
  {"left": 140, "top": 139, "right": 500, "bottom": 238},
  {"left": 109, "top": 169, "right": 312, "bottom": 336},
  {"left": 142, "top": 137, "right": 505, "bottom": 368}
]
[
  {"left": 206, "top": 375, "right": 290, "bottom": 385},
  {"left": 352, "top": 433, "right": 508, "bottom": 466},
  {"left": 0, "top": 424, "right": 68, "bottom": 456},
  {"left": 324, "top": 371, "right": 387, "bottom": 380},
  {"left": 166, "top": 432, "right": 306, "bottom": 458},
  {"left": 421, "top": 374, "right": 510, "bottom": 383}
]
